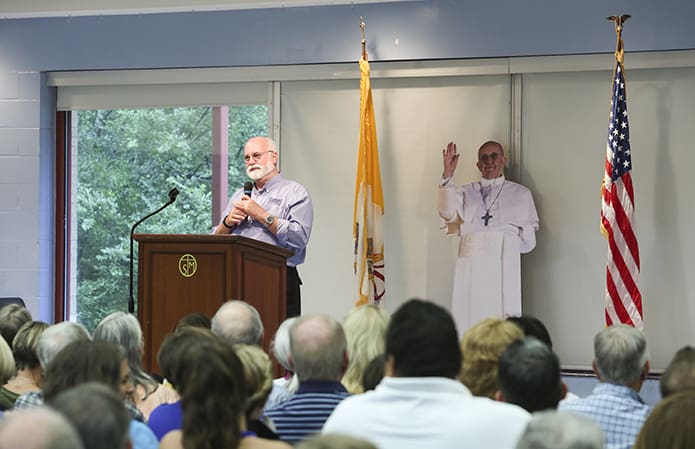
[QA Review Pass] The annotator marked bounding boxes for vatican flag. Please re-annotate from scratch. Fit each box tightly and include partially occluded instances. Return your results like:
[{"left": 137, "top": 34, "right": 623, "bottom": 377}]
[{"left": 353, "top": 57, "right": 385, "bottom": 305}]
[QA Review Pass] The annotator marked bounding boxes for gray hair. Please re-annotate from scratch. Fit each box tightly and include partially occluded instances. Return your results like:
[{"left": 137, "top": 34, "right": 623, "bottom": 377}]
[
  {"left": 660, "top": 345, "right": 695, "bottom": 398},
  {"left": 515, "top": 410, "right": 605, "bottom": 449},
  {"left": 0, "top": 406, "right": 85, "bottom": 449},
  {"left": 37, "top": 321, "right": 91, "bottom": 368},
  {"left": 594, "top": 324, "right": 649, "bottom": 386},
  {"left": 271, "top": 317, "right": 298, "bottom": 371},
  {"left": 211, "top": 300, "right": 264, "bottom": 346},
  {"left": 290, "top": 314, "right": 346, "bottom": 382},
  {"left": 93, "top": 311, "right": 156, "bottom": 392}
]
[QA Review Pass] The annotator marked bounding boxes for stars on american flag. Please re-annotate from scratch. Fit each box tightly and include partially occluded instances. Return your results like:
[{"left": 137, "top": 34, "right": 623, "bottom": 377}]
[{"left": 607, "top": 65, "right": 632, "bottom": 180}]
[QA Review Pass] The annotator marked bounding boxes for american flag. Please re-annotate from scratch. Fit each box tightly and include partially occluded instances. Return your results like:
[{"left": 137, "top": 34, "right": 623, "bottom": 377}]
[{"left": 600, "top": 59, "right": 642, "bottom": 328}]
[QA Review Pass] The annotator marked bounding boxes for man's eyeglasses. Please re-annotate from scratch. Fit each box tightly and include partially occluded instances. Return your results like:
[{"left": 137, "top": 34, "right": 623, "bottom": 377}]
[
  {"left": 479, "top": 152, "right": 502, "bottom": 163},
  {"left": 244, "top": 151, "right": 274, "bottom": 163}
]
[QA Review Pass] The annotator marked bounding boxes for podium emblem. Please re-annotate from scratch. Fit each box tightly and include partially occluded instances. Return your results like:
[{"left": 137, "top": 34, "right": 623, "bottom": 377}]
[{"left": 178, "top": 254, "right": 197, "bottom": 278}]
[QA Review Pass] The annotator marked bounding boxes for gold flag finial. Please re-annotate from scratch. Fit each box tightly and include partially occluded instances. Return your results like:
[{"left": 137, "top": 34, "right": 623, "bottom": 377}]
[
  {"left": 360, "top": 17, "right": 367, "bottom": 61},
  {"left": 607, "top": 14, "right": 631, "bottom": 65}
]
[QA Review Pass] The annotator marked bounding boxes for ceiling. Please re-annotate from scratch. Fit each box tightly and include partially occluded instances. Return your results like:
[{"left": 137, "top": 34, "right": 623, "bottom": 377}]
[{"left": 0, "top": 0, "right": 405, "bottom": 19}]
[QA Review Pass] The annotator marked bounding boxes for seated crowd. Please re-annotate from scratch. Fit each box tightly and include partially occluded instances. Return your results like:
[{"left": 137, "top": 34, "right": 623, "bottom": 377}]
[{"left": 0, "top": 298, "right": 691, "bottom": 449}]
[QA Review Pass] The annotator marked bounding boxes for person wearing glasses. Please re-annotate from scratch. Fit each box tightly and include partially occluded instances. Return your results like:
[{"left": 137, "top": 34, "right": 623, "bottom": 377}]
[
  {"left": 438, "top": 140, "right": 538, "bottom": 336},
  {"left": 214, "top": 136, "right": 313, "bottom": 318}
]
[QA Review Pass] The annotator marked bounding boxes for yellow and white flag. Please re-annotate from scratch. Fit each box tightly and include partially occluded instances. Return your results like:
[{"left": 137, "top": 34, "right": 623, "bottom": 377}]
[{"left": 353, "top": 57, "right": 385, "bottom": 305}]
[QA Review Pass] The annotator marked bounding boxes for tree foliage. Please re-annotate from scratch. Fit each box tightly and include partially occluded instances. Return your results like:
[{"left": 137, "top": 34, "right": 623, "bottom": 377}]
[{"left": 75, "top": 106, "right": 267, "bottom": 331}]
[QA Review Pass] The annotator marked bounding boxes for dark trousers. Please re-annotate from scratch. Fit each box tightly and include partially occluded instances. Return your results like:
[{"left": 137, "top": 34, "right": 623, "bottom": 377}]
[{"left": 286, "top": 266, "right": 302, "bottom": 318}]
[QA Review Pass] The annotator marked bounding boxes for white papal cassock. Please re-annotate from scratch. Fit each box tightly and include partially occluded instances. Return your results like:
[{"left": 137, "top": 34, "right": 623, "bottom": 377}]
[{"left": 438, "top": 175, "right": 539, "bottom": 336}]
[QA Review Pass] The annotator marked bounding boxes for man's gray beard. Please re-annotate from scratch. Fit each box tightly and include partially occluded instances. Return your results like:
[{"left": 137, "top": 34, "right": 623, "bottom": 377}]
[{"left": 246, "top": 162, "right": 274, "bottom": 180}]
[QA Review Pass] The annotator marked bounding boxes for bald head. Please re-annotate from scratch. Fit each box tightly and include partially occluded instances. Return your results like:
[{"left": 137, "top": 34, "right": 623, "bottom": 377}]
[
  {"left": 211, "top": 300, "right": 264, "bottom": 346},
  {"left": 0, "top": 407, "right": 84, "bottom": 449},
  {"left": 290, "top": 314, "right": 347, "bottom": 382}
]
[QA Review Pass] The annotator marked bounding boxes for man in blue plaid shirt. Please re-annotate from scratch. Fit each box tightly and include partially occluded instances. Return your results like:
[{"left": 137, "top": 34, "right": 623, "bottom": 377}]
[{"left": 559, "top": 324, "right": 651, "bottom": 449}]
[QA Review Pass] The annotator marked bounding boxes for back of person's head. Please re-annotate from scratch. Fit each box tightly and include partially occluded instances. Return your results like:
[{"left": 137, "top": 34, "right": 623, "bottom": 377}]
[
  {"left": 234, "top": 344, "right": 273, "bottom": 417},
  {"left": 0, "top": 406, "right": 85, "bottom": 449},
  {"left": 12, "top": 320, "right": 49, "bottom": 370},
  {"left": 593, "top": 324, "right": 649, "bottom": 386},
  {"left": 297, "top": 434, "right": 379, "bottom": 449},
  {"left": 0, "top": 336, "right": 15, "bottom": 385},
  {"left": 385, "top": 298, "right": 461, "bottom": 378},
  {"left": 515, "top": 410, "right": 604, "bottom": 449},
  {"left": 290, "top": 314, "right": 347, "bottom": 382},
  {"left": 51, "top": 382, "right": 130, "bottom": 449},
  {"left": 660, "top": 346, "right": 695, "bottom": 398},
  {"left": 157, "top": 326, "right": 218, "bottom": 389},
  {"left": 507, "top": 315, "right": 553, "bottom": 349},
  {"left": 174, "top": 312, "right": 211, "bottom": 332},
  {"left": 633, "top": 390, "right": 695, "bottom": 449},
  {"left": 93, "top": 311, "right": 155, "bottom": 390},
  {"left": 460, "top": 317, "right": 523, "bottom": 398},
  {"left": 271, "top": 316, "right": 298, "bottom": 372},
  {"left": 42, "top": 340, "right": 123, "bottom": 403},
  {"left": 497, "top": 336, "right": 563, "bottom": 412},
  {"left": 170, "top": 334, "right": 245, "bottom": 449},
  {"left": 361, "top": 354, "right": 386, "bottom": 392},
  {"left": 341, "top": 304, "right": 390, "bottom": 393},
  {"left": 37, "top": 321, "right": 91, "bottom": 369},
  {"left": 211, "top": 300, "right": 264, "bottom": 345},
  {"left": 0, "top": 304, "right": 32, "bottom": 347}
]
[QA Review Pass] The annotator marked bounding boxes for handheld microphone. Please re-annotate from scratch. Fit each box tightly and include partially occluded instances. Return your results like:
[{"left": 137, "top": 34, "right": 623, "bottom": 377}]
[
  {"left": 244, "top": 182, "right": 253, "bottom": 222},
  {"left": 128, "top": 188, "right": 180, "bottom": 314}
]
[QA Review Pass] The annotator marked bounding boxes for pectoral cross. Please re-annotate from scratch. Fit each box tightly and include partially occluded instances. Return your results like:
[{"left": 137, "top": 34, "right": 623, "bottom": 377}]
[{"left": 481, "top": 210, "right": 492, "bottom": 226}]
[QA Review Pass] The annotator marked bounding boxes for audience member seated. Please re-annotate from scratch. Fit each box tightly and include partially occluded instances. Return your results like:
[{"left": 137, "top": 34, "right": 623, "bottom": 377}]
[
  {"left": 94, "top": 311, "right": 179, "bottom": 420},
  {"left": 157, "top": 332, "right": 290, "bottom": 449},
  {"left": 506, "top": 315, "right": 553, "bottom": 349},
  {"left": 264, "top": 314, "right": 350, "bottom": 444},
  {"left": 235, "top": 344, "right": 279, "bottom": 440},
  {"left": 266, "top": 317, "right": 298, "bottom": 411},
  {"left": 515, "top": 410, "right": 605, "bottom": 449},
  {"left": 361, "top": 354, "right": 385, "bottom": 392},
  {"left": 341, "top": 304, "right": 389, "bottom": 394},
  {"left": 51, "top": 382, "right": 131, "bottom": 449},
  {"left": 496, "top": 336, "right": 565, "bottom": 412},
  {"left": 147, "top": 326, "right": 217, "bottom": 441},
  {"left": 14, "top": 321, "right": 91, "bottom": 410},
  {"left": 659, "top": 345, "right": 695, "bottom": 398},
  {"left": 42, "top": 340, "right": 158, "bottom": 449},
  {"left": 459, "top": 317, "right": 523, "bottom": 398},
  {"left": 0, "top": 320, "right": 48, "bottom": 410},
  {"left": 323, "top": 298, "right": 530, "bottom": 449},
  {"left": 0, "top": 304, "right": 32, "bottom": 347},
  {"left": 559, "top": 324, "right": 651, "bottom": 449},
  {"left": 633, "top": 390, "right": 695, "bottom": 449},
  {"left": 174, "top": 312, "right": 212, "bottom": 332},
  {"left": 212, "top": 300, "right": 264, "bottom": 346},
  {"left": 297, "top": 434, "right": 378, "bottom": 449},
  {"left": 0, "top": 406, "right": 85, "bottom": 449},
  {"left": 0, "top": 337, "right": 14, "bottom": 386}
]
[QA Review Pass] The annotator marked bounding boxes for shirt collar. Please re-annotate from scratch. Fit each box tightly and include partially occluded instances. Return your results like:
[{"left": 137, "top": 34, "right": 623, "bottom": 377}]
[
  {"left": 296, "top": 380, "right": 348, "bottom": 394},
  {"left": 480, "top": 175, "right": 506, "bottom": 187}
]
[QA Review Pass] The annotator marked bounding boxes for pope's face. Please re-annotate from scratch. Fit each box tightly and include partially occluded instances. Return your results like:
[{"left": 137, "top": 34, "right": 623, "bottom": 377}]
[{"left": 476, "top": 144, "right": 506, "bottom": 179}]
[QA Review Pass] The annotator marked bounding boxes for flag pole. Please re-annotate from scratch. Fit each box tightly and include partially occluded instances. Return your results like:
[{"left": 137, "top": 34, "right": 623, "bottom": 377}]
[
  {"left": 360, "top": 17, "right": 368, "bottom": 61},
  {"left": 607, "top": 14, "right": 630, "bottom": 65}
]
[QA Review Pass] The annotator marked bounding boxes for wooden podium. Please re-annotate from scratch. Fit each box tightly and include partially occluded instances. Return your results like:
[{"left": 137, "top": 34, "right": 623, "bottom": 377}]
[{"left": 134, "top": 233, "right": 292, "bottom": 373}]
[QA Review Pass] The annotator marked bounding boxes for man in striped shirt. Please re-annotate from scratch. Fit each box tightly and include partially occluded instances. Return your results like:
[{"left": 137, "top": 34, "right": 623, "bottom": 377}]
[{"left": 263, "top": 314, "right": 349, "bottom": 444}]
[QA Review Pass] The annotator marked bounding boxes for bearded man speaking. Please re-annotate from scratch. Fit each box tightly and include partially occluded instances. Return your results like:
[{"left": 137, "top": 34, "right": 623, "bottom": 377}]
[{"left": 214, "top": 136, "right": 314, "bottom": 318}]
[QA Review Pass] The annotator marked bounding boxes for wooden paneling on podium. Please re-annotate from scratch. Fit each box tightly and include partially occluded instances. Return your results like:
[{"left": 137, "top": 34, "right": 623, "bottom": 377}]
[{"left": 134, "top": 234, "right": 291, "bottom": 372}]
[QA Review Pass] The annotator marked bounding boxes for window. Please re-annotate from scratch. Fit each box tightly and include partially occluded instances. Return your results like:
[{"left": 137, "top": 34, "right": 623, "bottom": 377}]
[{"left": 67, "top": 105, "right": 268, "bottom": 331}]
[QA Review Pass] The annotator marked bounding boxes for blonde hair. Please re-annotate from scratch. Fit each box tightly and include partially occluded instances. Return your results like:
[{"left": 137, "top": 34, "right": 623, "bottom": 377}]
[
  {"left": 459, "top": 317, "right": 523, "bottom": 398},
  {"left": 0, "top": 337, "right": 15, "bottom": 384},
  {"left": 233, "top": 344, "right": 273, "bottom": 417},
  {"left": 341, "top": 304, "right": 390, "bottom": 393}
]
